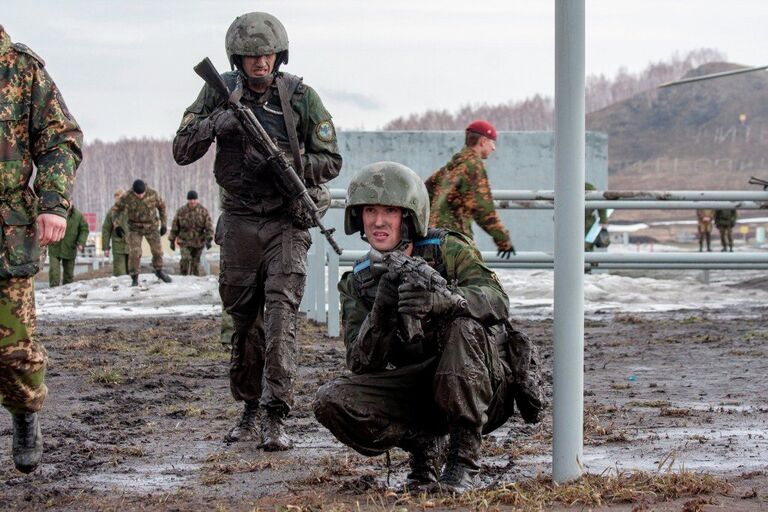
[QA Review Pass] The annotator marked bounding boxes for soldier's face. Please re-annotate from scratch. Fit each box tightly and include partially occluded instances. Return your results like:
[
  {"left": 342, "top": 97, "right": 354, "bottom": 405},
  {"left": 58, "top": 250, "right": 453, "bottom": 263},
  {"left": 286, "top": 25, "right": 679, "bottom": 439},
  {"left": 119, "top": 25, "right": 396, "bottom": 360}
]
[
  {"left": 362, "top": 205, "right": 402, "bottom": 252},
  {"left": 479, "top": 137, "right": 496, "bottom": 159},
  {"left": 188, "top": 199, "right": 199, "bottom": 207},
  {"left": 242, "top": 54, "right": 277, "bottom": 79}
]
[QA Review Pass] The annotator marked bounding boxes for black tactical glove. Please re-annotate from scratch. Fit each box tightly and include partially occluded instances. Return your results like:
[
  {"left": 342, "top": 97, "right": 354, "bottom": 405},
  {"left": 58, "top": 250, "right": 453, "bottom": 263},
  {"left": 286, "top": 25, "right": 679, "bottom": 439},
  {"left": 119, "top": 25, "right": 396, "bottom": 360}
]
[
  {"left": 210, "top": 108, "right": 242, "bottom": 139},
  {"left": 496, "top": 239, "right": 516, "bottom": 259},
  {"left": 374, "top": 270, "right": 400, "bottom": 308},
  {"left": 169, "top": 240, "right": 176, "bottom": 251},
  {"left": 206, "top": 240, "right": 212, "bottom": 250},
  {"left": 397, "top": 282, "right": 457, "bottom": 319},
  {"left": 115, "top": 226, "right": 125, "bottom": 238},
  {"left": 243, "top": 146, "right": 280, "bottom": 176},
  {"left": 160, "top": 226, "right": 167, "bottom": 236}
]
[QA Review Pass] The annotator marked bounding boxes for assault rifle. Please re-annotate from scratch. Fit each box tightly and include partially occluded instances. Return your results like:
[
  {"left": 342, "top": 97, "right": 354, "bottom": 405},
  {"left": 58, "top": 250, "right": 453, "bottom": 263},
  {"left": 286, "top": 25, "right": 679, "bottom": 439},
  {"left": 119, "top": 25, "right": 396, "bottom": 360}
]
[
  {"left": 193, "top": 57, "right": 342, "bottom": 255},
  {"left": 748, "top": 176, "right": 768, "bottom": 190},
  {"left": 370, "top": 249, "right": 467, "bottom": 343}
]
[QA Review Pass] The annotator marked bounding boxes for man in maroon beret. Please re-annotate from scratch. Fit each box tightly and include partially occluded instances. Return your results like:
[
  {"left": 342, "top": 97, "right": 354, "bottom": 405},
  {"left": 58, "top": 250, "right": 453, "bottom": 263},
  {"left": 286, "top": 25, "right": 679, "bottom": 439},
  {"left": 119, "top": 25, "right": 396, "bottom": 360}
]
[{"left": 425, "top": 120, "right": 515, "bottom": 258}]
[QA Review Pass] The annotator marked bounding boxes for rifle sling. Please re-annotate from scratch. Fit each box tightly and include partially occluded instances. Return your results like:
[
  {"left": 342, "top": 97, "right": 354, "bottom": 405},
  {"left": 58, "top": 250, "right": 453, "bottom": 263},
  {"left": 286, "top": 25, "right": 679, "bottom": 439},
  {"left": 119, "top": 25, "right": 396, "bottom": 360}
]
[{"left": 276, "top": 76, "right": 304, "bottom": 176}]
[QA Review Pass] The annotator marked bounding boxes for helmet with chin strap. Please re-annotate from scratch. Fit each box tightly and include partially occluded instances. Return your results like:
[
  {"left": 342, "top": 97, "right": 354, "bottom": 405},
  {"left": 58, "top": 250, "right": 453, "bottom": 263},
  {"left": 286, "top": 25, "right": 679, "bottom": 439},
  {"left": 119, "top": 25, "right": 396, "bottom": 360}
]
[
  {"left": 225, "top": 12, "right": 289, "bottom": 87},
  {"left": 345, "top": 162, "right": 430, "bottom": 248}
]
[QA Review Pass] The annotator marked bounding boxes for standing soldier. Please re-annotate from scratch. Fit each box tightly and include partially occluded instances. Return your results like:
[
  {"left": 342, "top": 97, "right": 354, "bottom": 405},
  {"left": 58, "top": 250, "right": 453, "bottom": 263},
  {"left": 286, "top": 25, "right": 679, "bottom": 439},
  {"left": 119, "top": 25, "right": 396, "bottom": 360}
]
[
  {"left": 0, "top": 25, "right": 83, "bottom": 473},
  {"left": 101, "top": 188, "right": 130, "bottom": 276},
  {"left": 425, "top": 120, "right": 515, "bottom": 258},
  {"left": 169, "top": 190, "right": 214, "bottom": 276},
  {"left": 47, "top": 205, "right": 88, "bottom": 287},
  {"left": 584, "top": 182, "right": 609, "bottom": 252},
  {"left": 696, "top": 209, "right": 715, "bottom": 252},
  {"left": 113, "top": 179, "right": 172, "bottom": 286},
  {"left": 715, "top": 209, "right": 737, "bottom": 252},
  {"left": 173, "top": 12, "right": 342, "bottom": 450}
]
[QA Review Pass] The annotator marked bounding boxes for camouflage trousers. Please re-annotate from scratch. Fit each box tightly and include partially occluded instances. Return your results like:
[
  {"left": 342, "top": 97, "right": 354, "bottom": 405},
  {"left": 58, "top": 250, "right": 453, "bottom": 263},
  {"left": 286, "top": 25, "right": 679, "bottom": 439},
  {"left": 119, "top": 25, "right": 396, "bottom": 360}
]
[
  {"left": 718, "top": 226, "right": 734, "bottom": 250},
  {"left": 48, "top": 256, "right": 75, "bottom": 287},
  {"left": 112, "top": 251, "right": 128, "bottom": 277},
  {"left": 0, "top": 277, "right": 47, "bottom": 414},
  {"left": 179, "top": 246, "right": 203, "bottom": 276},
  {"left": 128, "top": 230, "right": 164, "bottom": 275},
  {"left": 313, "top": 317, "right": 511, "bottom": 456}
]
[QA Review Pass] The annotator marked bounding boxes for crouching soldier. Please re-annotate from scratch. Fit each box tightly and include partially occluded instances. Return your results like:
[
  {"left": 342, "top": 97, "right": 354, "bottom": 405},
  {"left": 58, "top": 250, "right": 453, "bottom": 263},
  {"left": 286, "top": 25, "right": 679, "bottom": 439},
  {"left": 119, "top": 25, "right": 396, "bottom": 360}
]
[{"left": 313, "top": 162, "right": 542, "bottom": 494}]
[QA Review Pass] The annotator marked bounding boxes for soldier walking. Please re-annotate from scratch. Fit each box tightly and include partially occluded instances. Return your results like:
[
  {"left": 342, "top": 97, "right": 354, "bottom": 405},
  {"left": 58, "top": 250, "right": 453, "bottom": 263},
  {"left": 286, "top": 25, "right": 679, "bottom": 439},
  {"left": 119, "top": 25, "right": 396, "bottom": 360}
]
[
  {"left": 0, "top": 24, "right": 83, "bottom": 473},
  {"left": 112, "top": 179, "right": 172, "bottom": 286},
  {"left": 696, "top": 209, "right": 715, "bottom": 252},
  {"left": 47, "top": 205, "right": 88, "bottom": 287},
  {"left": 169, "top": 190, "right": 213, "bottom": 276},
  {"left": 173, "top": 13, "right": 342, "bottom": 450},
  {"left": 101, "top": 188, "right": 130, "bottom": 276},
  {"left": 715, "top": 209, "right": 737, "bottom": 252},
  {"left": 425, "top": 120, "right": 515, "bottom": 258}
]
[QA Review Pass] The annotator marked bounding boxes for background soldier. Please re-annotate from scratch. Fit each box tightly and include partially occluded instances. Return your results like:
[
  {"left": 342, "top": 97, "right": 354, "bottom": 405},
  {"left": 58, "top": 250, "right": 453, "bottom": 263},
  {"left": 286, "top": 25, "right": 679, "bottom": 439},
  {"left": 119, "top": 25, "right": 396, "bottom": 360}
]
[
  {"left": 101, "top": 188, "right": 130, "bottom": 276},
  {"left": 173, "top": 12, "right": 342, "bottom": 450},
  {"left": 47, "top": 205, "right": 88, "bottom": 287},
  {"left": 169, "top": 190, "right": 213, "bottom": 276},
  {"left": 314, "top": 162, "right": 526, "bottom": 494},
  {"left": 425, "top": 120, "right": 515, "bottom": 258},
  {"left": 696, "top": 208, "right": 715, "bottom": 252},
  {"left": 0, "top": 25, "right": 83, "bottom": 473},
  {"left": 584, "top": 181, "right": 608, "bottom": 252},
  {"left": 113, "top": 179, "right": 171, "bottom": 286},
  {"left": 715, "top": 208, "right": 737, "bottom": 252}
]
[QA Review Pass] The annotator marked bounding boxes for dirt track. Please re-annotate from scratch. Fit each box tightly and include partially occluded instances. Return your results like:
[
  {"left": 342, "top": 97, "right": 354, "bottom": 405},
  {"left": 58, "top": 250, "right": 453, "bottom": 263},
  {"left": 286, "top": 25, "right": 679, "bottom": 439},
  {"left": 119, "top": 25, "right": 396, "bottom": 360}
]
[{"left": 1, "top": 307, "right": 768, "bottom": 511}]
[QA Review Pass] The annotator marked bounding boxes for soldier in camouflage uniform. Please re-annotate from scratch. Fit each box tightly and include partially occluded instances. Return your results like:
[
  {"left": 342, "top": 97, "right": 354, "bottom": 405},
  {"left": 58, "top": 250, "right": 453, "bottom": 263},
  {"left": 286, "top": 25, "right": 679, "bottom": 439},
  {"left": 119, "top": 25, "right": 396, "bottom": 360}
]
[
  {"left": 101, "top": 188, "right": 130, "bottom": 276},
  {"left": 0, "top": 25, "right": 83, "bottom": 473},
  {"left": 425, "top": 120, "right": 515, "bottom": 258},
  {"left": 173, "top": 12, "right": 342, "bottom": 450},
  {"left": 715, "top": 209, "right": 737, "bottom": 252},
  {"left": 696, "top": 208, "right": 715, "bottom": 252},
  {"left": 47, "top": 205, "right": 88, "bottom": 287},
  {"left": 169, "top": 190, "right": 213, "bottom": 276},
  {"left": 314, "top": 162, "right": 529, "bottom": 494},
  {"left": 584, "top": 182, "right": 608, "bottom": 252},
  {"left": 113, "top": 179, "right": 172, "bottom": 285}
]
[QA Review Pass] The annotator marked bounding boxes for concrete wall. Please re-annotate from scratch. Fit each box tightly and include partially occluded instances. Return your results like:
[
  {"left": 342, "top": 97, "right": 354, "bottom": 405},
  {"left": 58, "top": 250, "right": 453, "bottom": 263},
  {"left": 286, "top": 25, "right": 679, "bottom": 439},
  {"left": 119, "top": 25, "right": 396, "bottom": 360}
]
[{"left": 322, "top": 130, "right": 608, "bottom": 252}]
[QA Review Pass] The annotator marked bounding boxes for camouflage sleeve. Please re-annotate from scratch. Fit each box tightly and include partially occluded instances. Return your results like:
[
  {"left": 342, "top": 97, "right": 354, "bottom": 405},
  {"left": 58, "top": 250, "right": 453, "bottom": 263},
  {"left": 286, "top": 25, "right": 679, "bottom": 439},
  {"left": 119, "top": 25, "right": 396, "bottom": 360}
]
[
  {"left": 157, "top": 194, "right": 167, "bottom": 229},
  {"left": 466, "top": 161, "right": 511, "bottom": 248},
  {"left": 298, "top": 86, "right": 342, "bottom": 187},
  {"left": 172, "top": 84, "right": 221, "bottom": 166},
  {"left": 443, "top": 234, "right": 510, "bottom": 325},
  {"left": 169, "top": 211, "right": 180, "bottom": 242},
  {"left": 76, "top": 212, "right": 89, "bottom": 247},
  {"left": 101, "top": 211, "right": 113, "bottom": 251},
  {"left": 30, "top": 64, "right": 83, "bottom": 217},
  {"left": 111, "top": 194, "right": 127, "bottom": 221},
  {"left": 598, "top": 208, "right": 608, "bottom": 225},
  {"left": 204, "top": 209, "right": 214, "bottom": 242},
  {"left": 338, "top": 272, "right": 396, "bottom": 374}
]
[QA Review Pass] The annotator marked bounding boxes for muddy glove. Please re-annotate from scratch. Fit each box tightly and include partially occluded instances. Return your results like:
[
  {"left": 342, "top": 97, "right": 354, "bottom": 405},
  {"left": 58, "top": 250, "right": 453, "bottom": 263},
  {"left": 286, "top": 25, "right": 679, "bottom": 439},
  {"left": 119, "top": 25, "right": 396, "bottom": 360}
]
[
  {"left": 397, "top": 282, "right": 458, "bottom": 319},
  {"left": 115, "top": 226, "right": 125, "bottom": 238},
  {"left": 370, "top": 270, "right": 400, "bottom": 328},
  {"left": 169, "top": 240, "right": 176, "bottom": 251},
  {"left": 210, "top": 108, "right": 242, "bottom": 139},
  {"left": 160, "top": 226, "right": 167, "bottom": 236},
  {"left": 496, "top": 239, "right": 516, "bottom": 259}
]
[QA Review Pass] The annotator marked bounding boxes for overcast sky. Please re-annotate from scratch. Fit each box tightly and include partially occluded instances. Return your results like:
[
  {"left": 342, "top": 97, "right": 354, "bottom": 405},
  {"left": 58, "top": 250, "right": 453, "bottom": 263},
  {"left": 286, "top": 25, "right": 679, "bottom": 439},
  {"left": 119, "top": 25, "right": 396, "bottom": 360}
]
[{"left": 4, "top": 1, "right": 767, "bottom": 142}]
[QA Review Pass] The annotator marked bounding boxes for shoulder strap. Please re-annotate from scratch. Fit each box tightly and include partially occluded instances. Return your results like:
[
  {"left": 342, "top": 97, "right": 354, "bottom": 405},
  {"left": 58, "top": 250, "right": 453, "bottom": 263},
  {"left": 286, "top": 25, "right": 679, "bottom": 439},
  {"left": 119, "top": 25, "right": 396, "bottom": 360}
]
[
  {"left": 12, "top": 42, "right": 45, "bottom": 66},
  {"left": 276, "top": 74, "right": 304, "bottom": 175}
]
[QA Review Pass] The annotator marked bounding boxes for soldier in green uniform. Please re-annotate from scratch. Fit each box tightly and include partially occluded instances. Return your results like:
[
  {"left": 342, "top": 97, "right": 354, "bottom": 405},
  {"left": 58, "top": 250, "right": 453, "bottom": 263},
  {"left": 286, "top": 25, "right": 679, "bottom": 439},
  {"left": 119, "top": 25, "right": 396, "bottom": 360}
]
[
  {"left": 101, "top": 188, "right": 130, "bottom": 276},
  {"left": 113, "top": 179, "right": 172, "bottom": 286},
  {"left": 314, "top": 162, "right": 527, "bottom": 494},
  {"left": 169, "top": 190, "right": 214, "bottom": 276},
  {"left": 0, "top": 25, "right": 83, "bottom": 473},
  {"left": 715, "top": 209, "right": 737, "bottom": 252},
  {"left": 584, "top": 182, "right": 608, "bottom": 252},
  {"left": 47, "top": 205, "right": 88, "bottom": 287},
  {"left": 173, "top": 12, "right": 342, "bottom": 450},
  {"left": 425, "top": 120, "right": 515, "bottom": 258},
  {"left": 696, "top": 209, "right": 715, "bottom": 252}
]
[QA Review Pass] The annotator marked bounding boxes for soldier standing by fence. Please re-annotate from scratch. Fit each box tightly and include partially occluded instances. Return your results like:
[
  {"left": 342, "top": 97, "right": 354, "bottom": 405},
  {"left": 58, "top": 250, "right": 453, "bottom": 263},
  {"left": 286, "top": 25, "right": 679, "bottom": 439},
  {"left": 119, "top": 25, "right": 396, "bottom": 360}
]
[
  {"left": 715, "top": 209, "right": 737, "bottom": 252},
  {"left": 696, "top": 209, "right": 715, "bottom": 252}
]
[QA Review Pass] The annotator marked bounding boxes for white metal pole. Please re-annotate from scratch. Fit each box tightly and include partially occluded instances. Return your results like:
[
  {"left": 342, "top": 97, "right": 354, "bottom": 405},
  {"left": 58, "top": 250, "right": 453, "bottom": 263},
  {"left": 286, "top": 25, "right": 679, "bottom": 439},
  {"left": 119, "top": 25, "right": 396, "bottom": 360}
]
[
  {"left": 553, "top": 0, "right": 585, "bottom": 483},
  {"left": 327, "top": 249, "right": 340, "bottom": 337},
  {"left": 313, "top": 231, "right": 326, "bottom": 323}
]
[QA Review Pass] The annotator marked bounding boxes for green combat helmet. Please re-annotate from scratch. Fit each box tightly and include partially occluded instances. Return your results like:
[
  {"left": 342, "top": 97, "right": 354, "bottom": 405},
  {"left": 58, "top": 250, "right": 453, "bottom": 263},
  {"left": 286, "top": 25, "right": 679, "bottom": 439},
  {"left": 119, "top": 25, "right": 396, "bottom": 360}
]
[
  {"left": 345, "top": 161, "right": 430, "bottom": 242},
  {"left": 226, "top": 12, "right": 289, "bottom": 70}
]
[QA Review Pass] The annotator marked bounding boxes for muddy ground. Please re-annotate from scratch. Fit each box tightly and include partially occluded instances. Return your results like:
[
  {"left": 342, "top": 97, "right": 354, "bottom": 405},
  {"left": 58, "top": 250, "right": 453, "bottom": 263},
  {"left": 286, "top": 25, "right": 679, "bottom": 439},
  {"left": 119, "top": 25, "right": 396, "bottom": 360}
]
[{"left": 1, "top": 305, "right": 768, "bottom": 510}]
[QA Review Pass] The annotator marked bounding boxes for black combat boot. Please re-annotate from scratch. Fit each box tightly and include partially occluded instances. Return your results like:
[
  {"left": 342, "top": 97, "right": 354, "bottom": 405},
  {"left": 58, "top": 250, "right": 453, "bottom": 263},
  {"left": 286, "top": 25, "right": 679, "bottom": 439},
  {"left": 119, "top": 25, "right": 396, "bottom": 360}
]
[
  {"left": 12, "top": 412, "right": 42, "bottom": 474},
  {"left": 430, "top": 426, "right": 481, "bottom": 494},
  {"left": 260, "top": 411, "right": 293, "bottom": 451},
  {"left": 131, "top": 274, "right": 139, "bottom": 287},
  {"left": 400, "top": 433, "right": 447, "bottom": 491},
  {"left": 154, "top": 269, "right": 172, "bottom": 283},
  {"left": 224, "top": 401, "right": 260, "bottom": 443}
]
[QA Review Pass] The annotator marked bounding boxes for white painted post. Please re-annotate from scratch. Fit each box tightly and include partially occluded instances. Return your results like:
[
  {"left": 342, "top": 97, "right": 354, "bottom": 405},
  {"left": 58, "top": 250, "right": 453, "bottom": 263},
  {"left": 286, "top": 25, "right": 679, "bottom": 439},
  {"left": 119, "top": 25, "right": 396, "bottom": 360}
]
[
  {"left": 313, "top": 230, "right": 326, "bottom": 323},
  {"left": 301, "top": 234, "right": 316, "bottom": 315},
  {"left": 327, "top": 249, "right": 340, "bottom": 337},
  {"left": 553, "top": 0, "right": 585, "bottom": 484}
]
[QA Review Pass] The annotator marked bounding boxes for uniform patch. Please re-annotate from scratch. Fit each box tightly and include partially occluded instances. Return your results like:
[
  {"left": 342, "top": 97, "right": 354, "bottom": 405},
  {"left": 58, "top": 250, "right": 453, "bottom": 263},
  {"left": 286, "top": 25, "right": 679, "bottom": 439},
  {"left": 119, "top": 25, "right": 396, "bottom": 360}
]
[
  {"left": 315, "top": 120, "right": 335, "bottom": 142},
  {"left": 180, "top": 112, "right": 195, "bottom": 129}
]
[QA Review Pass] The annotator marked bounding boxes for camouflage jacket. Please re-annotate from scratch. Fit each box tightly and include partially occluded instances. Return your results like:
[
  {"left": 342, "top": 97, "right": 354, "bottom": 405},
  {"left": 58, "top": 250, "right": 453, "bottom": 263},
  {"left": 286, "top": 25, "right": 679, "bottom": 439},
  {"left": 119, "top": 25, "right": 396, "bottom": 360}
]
[
  {"left": 0, "top": 26, "right": 83, "bottom": 277},
  {"left": 715, "top": 209, "right": 738, "bottom": 228},
  {"left": 169, "top": 203, "right": 213, "bottom": 248},
  {"left": 112, "top": 188, "right": 167, "bottom": 235},
  {"left": 584, "top": 182, "right": 608, "bottom": 233},
  {"left": 48, "top": 207, "right": 88, "bottom": 259},
  {"left": 101, "top": 206, "right": 129, "bottom": 254},
  {"left": 425, "top": 147, "right": 512, "bottom": 250},
  {"left": 696, "top": 209, "right": 715, "bottom": 226},
  {"left": 172, "top": 72, "right": 342, "bottom": 216},
  {"left": 338, "top": 230, "right": 510, "bottom": 374}
]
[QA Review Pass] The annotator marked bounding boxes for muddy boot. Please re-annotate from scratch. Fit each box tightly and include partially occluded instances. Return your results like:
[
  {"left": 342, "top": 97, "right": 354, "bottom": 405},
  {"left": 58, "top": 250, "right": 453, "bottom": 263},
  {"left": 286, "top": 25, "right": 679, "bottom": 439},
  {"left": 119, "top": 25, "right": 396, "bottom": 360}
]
[
  {"left": 131, "top": 274, "right": 139, "bottom": 287},
  {"left": 260, "top": 411, "right": 293, "bottom": 451},
  {"left": 430, "top": 426, "right": 481, "bottom": 495},
  {"left": 12, "top": 412, "right": 42, "bottom": 474},
  {"left": 224, "top": 401, "right": 260, "bottom": 443},
  {"left": 400, "top": 433, "right": 447, "bottom": 491},
  {"left": 154, "top": 269, "right": 172, "bottom": 283}
]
